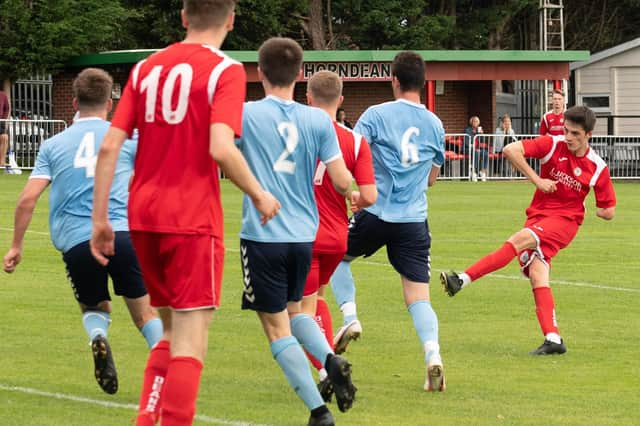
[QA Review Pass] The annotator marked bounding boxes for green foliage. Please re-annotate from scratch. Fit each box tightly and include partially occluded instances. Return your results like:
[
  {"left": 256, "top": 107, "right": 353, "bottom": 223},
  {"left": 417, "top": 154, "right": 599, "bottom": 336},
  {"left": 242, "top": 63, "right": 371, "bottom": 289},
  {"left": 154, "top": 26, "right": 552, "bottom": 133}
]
[
  {"left": 0, "top": 0, "right": 131, "bottom": 80},
  {"left": 225, "top": 0, "right": 307, "bottom": 50}
]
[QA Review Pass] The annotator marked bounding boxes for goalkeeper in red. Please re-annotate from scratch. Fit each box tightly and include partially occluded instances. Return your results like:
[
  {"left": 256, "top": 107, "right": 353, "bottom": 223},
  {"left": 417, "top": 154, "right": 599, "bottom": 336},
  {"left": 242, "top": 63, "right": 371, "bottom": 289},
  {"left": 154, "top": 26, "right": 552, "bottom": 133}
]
[{"left": 441, "top": 106, "right": 616, "bottom": 355}]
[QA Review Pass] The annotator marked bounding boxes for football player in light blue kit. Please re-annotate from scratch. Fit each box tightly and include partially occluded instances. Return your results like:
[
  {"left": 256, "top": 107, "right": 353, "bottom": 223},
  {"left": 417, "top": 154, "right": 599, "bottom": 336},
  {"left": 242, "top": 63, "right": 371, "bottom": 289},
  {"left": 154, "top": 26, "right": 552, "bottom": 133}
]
[
  {"left": 330, "top": 51, "right": 447, "bottom": 392},
  {"left": 236, "top": 37, "right": 356, "bottom": 426},
  {"left": 3, "top": 68, "right": 162, "bottom": 395}
]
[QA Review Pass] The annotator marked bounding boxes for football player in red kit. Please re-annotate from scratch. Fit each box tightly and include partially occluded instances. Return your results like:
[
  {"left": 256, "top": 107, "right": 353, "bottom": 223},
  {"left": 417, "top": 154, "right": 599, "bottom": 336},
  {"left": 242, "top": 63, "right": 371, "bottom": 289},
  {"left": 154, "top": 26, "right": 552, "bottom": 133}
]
[{"left": 441, "top": 105, "right": 616, "bottom": 355}]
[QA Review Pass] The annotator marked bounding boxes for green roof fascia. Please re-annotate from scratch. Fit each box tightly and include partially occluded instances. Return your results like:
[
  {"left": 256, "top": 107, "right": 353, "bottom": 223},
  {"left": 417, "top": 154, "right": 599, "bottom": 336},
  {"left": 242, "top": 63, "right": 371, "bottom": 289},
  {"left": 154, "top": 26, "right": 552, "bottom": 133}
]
[{"left": 67, "top": 49, "right": 589, "bottom": 67}]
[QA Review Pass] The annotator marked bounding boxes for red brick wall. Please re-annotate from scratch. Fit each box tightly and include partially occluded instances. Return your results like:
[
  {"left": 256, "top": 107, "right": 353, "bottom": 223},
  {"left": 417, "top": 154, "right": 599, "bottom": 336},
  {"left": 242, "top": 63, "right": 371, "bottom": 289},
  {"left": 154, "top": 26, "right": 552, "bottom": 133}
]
[
  {"left": 435, "top": 81, "right": 496, "bottom": 133},
  {"left": 55, "top": 68, "right": 495, "bottom": 134},
  {"left": 52, "top": 68, "right": 131, "bottom": 124}
]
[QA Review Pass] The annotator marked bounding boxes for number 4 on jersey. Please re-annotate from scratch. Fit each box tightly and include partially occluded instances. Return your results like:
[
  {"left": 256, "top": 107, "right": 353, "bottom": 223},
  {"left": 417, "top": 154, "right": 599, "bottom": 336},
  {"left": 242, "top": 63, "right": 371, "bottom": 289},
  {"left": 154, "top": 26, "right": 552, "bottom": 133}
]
[{"left": 74, "top": 132, "right": 97, "bottom": 178}]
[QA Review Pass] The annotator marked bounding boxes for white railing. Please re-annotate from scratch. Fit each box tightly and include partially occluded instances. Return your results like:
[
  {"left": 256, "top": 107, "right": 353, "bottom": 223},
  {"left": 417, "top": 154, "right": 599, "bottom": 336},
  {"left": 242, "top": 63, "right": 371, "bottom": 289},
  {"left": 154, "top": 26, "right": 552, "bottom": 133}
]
[
  {"left": 1, "top": 119, "right": 67, "bottom": 169},
  {"left": 441, "top": 133, "right": 640, "bottom": 181}
]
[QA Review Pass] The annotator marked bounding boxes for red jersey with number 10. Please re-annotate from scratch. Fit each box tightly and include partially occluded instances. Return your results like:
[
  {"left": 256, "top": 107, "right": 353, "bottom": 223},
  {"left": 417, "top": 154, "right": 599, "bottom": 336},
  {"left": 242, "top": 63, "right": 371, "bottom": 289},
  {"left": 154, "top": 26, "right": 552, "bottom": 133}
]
[
  {"left": 111, "top": 43, "right": 246, "bottom": 237},
  {"left": 522, "top": 135, "right": 616, "bottom": 225},
  {"left": 313, "top": 122, "right": 376, "bottom": 253}
]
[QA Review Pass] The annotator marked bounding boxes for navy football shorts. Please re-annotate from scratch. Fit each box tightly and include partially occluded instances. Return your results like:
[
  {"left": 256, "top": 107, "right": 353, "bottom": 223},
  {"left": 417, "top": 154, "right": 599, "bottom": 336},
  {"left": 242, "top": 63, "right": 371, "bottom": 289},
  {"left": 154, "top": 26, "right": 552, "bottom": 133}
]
[
  {"left": 346, "top": 210, "right": 432, "bottom": 283},
  {"left": 240, "top": 239, "right": 313, "bottom": 313},
  {"left": 62, "top": 231, "right": 147, "bottom": 307}
]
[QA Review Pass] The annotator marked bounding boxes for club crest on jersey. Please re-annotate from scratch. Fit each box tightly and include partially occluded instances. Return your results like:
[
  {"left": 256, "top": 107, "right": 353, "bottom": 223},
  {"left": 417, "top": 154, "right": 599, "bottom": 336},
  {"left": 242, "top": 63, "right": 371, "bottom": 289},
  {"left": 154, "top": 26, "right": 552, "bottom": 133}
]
[{"left": 573, "top": 167, "right": 582, "bottom": 176}]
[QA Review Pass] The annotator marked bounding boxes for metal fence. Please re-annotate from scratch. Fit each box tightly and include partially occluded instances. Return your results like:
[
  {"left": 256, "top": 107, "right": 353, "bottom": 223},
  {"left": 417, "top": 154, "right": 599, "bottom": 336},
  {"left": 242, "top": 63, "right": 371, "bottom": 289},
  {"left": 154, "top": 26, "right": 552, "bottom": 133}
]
[
  {"left": 2, "top": 121, "right": 639, "bottom": 180},
  {"left": 441, "top": 133, "right": 640, "bottom": 181},
  {"left": 1, "top": 119, "right": 67, "bottom": 169}
]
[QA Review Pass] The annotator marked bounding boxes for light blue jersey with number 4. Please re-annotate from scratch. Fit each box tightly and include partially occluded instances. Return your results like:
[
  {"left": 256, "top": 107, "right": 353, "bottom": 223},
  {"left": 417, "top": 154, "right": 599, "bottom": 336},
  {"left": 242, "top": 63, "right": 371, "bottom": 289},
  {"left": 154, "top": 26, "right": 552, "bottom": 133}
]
[
  {"left": 354, "top": 99, "right": 445, "bottom": 223},
  {"left": 236, "top": 95, "right": 342, "bottom": 242},
  {"left": 31, "top": 117, "right": 136, "bottom": 252}
]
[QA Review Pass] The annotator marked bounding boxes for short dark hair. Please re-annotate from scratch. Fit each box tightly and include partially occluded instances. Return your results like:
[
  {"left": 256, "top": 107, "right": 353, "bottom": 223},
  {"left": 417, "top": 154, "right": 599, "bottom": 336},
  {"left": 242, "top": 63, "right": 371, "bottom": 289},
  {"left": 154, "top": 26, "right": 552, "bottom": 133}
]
[
  {"left": 564, "top": 106, "right": 596, "bottom": 133},
  {"left": 391, "top": 51, "right": 425, "bottom": 92},
  {"left": 73, "top": 68, "right": 113, "bottom": 109},
  {"left": 258, "top": 37, "right": 303, "bottom": 87},
  {"left": 308, "top": 70, "right": 342, "bottom": 106},
  {"left": 552, "top": 88, "right": 564, "bottom": 97},
  {"left": 184, "top": 0, "right": 235, "bottom": 30}
]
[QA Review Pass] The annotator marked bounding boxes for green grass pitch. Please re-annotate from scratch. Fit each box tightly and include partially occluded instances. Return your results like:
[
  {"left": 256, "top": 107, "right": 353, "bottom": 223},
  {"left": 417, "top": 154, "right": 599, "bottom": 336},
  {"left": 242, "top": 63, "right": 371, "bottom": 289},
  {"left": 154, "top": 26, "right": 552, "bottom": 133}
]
[{"left": 1, "top": 174, "right": 639, "bottom": 425}]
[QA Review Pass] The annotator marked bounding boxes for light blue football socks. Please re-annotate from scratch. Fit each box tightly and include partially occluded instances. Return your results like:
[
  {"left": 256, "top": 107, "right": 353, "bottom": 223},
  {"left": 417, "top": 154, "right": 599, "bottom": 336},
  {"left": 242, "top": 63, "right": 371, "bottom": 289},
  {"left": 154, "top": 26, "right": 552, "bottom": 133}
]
[
  {"left": 140, "top": 317, "right": 163, "bottom": 348},
  {"left": 291, "top": 313, "right": 333, "bottom": 365},
  {"left": 82, "top": 310, "right": 111, "bottom": 341},
  {"left": 407, "top": 300, "right": 439, "bottom": 363},
  {"left": 331, "top": 261, "right": 358, "bottom": 324},
  {"left": 271, "top": 336, "right": 324, "bottom": 410}
]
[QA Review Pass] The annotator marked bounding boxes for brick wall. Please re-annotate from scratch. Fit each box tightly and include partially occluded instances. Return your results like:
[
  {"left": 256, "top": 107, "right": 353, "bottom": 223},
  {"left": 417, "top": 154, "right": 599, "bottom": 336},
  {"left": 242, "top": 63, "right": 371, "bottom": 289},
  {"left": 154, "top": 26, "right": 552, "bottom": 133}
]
[
  {"left": 55, "top": 68, "right": 495, "bottom": 133},
  {"left": 436, "top": 80, "right": 496, "bottom": 133},
  {"left": 52, "top": 67, "right": 131, "bottom": 124}
]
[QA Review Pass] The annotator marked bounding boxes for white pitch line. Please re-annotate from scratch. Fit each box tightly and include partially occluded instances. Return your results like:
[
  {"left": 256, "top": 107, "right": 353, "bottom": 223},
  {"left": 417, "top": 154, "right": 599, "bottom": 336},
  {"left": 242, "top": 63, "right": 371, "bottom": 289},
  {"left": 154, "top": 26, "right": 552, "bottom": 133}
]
[
  {"left": 0, "top": 227, "right": 49, "bottom": 236},
  {"left": 7, "top": 231, "right": 637, "bottom": 293},
  {"left": 236, "top": 248, "right": 640, "bottom": 294},
  {"left": 0, "top": 383, "right": 270, "bottom": 426}
]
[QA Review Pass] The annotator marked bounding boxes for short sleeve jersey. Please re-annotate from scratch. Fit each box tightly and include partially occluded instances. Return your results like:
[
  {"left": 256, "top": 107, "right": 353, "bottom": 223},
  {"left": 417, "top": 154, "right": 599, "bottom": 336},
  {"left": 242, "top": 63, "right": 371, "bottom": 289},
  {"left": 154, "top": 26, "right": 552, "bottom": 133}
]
[
  {"left": 523, "top": 135, "right": 616, "bottom": 225},
  {"left": 236, "top": 96, "right": 342, "bottom": 243},
  {"left": 354, "top": 99, "right": 445, "bottom": 223},
  {"left": 539, "top": 110, "right": 565, "bottom": 136},
  {"left": 111, "top": 42, "right": 246, "bottom": 237},
  {"left": 313, "top": 122, "right": 376, "bottom": 254},
  {"left": 31, "top": 118, "right": 136, "bottom": 252}
]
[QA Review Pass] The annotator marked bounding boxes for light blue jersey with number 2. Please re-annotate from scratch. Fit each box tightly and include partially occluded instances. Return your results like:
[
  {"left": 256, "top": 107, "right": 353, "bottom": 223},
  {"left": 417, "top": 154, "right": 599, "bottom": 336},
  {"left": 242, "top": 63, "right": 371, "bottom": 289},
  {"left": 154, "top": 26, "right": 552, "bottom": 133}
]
[
  {"left": 31, "top": 117, "right": 136, "bottom": 252},
  {"left": 354, "top": 99, "right": 445, "bottom": 223},
  {"left": 236, "top": 95, "right": 342, "bottom": 242}
]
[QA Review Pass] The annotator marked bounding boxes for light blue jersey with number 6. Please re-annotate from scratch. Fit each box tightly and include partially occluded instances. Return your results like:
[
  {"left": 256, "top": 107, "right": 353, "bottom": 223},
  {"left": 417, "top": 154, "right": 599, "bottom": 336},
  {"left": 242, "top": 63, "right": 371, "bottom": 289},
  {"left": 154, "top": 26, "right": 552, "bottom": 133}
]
[
  {"left": 354, "top": 99, "right": 445, "bottom": 223},
  {"left": 31, "top": 117, "right": 137, "bottom": 252},
  {"left": 236, "top": 95, "right": 342, "bottom": 243}
]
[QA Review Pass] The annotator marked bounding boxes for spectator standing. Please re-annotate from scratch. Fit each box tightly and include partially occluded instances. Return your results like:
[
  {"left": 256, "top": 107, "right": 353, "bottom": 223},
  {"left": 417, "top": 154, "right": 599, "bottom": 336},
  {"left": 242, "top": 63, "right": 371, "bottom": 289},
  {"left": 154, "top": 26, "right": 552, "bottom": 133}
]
[
  {"left": 540, "top": 89, "right": 565, "bottom": 136},
  {"left": 464, "top": 115, "right": 488, "bottom": 181},
  {"left": 336, "top": 107, "right": 353, "bottom": 129},
  {"left": 494, "top": 113, "right": 517, "bottom": 175},
  {"left": 0, "top": 87, "right": 10, "bottom": 171}
]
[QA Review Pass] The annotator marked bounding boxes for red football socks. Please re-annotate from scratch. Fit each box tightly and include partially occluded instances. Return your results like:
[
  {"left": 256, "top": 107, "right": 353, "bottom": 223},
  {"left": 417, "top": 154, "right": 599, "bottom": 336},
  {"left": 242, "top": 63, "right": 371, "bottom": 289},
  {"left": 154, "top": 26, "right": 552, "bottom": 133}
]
[
  {"left": 315, "top": 297, "right": 334, "bottom": 351},
  {"left": 160, "top": 356, "right": 203, "bottom": 426},
  {"left": 136, "top": 340, "right": 170, "bottom": 426},
  {"left": 533, "top": 286, "right": 559, "bottom": 335},
  {"left": 465, "top": 241, "right": 518, "bottom": 281},
  {"left": 303, "top": 297, "right": 336, "bottom": 371}
]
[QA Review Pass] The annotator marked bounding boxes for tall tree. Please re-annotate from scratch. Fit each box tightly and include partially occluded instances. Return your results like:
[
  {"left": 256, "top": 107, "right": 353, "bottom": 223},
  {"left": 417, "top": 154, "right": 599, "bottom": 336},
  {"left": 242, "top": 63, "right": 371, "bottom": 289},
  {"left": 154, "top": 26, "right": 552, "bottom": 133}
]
[{"left": 0, "top": 0, "right": 131, "bottom": 81}]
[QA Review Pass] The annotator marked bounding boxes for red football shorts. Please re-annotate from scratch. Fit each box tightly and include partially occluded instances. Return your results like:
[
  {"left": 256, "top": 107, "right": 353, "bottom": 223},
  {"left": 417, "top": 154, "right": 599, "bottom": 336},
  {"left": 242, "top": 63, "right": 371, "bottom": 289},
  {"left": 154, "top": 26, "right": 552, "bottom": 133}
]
[
  {"left": 303, "top": 251, "right": 345, "bottom": 297},
  {"left": 518, "top": 215, "right": 579, "bottom": 276},
  {"left": 130, "top": 231, "right": 224, "bottom": 310}
]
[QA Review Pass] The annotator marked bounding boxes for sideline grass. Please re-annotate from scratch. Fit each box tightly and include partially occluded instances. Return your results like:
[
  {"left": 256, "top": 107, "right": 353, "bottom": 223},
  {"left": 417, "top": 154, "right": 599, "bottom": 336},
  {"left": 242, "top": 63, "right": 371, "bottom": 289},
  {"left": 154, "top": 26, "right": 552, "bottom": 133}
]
[{"left": 1, "top": 174, "right": 638, "bottom": 425}]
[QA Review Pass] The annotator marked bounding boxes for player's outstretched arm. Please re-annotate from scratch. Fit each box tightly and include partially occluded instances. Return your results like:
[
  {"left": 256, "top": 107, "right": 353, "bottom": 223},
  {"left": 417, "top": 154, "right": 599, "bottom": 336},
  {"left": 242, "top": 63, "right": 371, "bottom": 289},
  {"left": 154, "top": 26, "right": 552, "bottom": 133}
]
[
  {"left": 210, "top": 123, "right": 280, "bottom": 224},
  {"left": 91, "top": 127, "right": 127, "bottom": 266},
  {"left": 504, "top": 141, "right": 557, "bottom": 193},
  {"left": 596, "top": 207, "right": 615, "bottom": 220},
  {"left": 3, "top": 178, "right": 49, "bottom": 273}
]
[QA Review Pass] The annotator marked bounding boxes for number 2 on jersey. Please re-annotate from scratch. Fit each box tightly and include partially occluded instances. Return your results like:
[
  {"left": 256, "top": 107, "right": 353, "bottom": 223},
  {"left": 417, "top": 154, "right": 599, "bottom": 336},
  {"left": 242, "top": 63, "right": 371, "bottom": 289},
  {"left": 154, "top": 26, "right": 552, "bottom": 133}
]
[
  {"left": 74, "top": 132, "right": 97, "bottom": 178},
  {"left": 274, "top": 122, "right": 299, "bottom": 174}
]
